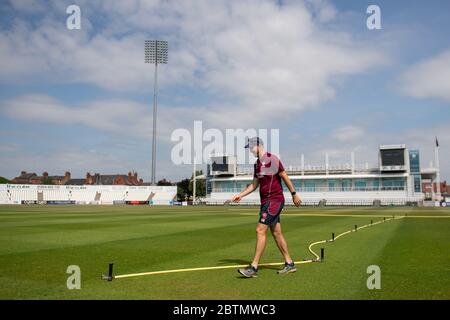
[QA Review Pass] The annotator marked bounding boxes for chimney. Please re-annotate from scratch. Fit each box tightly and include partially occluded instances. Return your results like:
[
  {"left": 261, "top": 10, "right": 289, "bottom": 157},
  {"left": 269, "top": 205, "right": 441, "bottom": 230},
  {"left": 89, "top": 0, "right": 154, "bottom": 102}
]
[
  {"left": 21, "top": 171, "right": 26, "bottom": 176},
  {"left": 86, "top": 172, "right": 92, "bottom": 185},
  {"left": 65, "top": 171, "right": 71, "bottom": 179},
  {"left": 43, "top": 172, "right": 48, "bottom": 177}
]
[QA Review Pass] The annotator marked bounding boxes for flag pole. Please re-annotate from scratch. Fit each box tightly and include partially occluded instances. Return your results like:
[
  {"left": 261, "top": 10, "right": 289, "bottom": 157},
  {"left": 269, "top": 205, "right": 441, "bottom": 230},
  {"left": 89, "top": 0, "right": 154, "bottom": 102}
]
[{"left": 434, "top": 136, "right": 441, "bottom": 202}]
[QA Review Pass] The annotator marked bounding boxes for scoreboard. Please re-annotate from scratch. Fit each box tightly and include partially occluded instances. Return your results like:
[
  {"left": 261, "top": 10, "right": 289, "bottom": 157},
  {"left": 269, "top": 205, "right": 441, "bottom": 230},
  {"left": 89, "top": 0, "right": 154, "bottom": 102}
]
[
  {"left": 379, "top": 145, "right": 407, "bottom": 172},
  {"left": 210, "top": 154, "right": 236, "bottom": 176}
]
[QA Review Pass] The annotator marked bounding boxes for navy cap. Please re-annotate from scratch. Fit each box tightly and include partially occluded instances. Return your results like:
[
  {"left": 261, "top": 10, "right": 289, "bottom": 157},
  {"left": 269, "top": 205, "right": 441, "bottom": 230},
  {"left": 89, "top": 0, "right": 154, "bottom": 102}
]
[{"left": 244, "top": 137, "right": 264, "bottom": 149}]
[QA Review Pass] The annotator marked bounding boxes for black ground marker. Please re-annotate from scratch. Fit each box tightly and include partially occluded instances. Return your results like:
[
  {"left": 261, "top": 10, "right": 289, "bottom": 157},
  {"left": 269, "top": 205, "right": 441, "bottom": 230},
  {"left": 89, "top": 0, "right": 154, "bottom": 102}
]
[
  {"left": 102, "top": 263, "right": 114, "bottom": 281},
  {"left": 332, "top": 233, "right": 335, "bottom": 241},
  {"left": 383, "top": 217, "right": 386, "bottom": 222},
  {"left": 370, "top": 220, "right": 373, "bottom": 225},
  {"left": 354, "top": 225, "right": 357, "bottom": 231},
  {"left": 320, "top": 248, "right": 325, "bottom": 261}
]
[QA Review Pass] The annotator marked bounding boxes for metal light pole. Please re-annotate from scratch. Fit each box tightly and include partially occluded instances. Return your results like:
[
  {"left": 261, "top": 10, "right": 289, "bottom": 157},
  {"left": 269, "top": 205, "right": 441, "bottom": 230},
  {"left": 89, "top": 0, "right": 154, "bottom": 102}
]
[
  {"left": 193, "top": 158, "right": 196, "bottom": 203},
  {"left": 145, "top": 40, "right": 168, "bottom": 185}
]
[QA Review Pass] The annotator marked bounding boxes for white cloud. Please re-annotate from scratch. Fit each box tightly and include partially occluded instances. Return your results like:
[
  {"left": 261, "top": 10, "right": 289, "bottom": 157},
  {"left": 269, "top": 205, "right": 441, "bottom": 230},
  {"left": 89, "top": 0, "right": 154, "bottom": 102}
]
[
  {"left": 2, "top": 94, "right": 449, "bottom": 181},
  {"left": 1, "top": 94, "right": 151, "bottom": 137},
  {"left": 7, "top": 0, "right": 46, "bottom": 13},
  {"left": 305, "top": 0, "right": 337, "bottom": 23},
  {"left": 397, "top": 49, "right": 450, "bottom": 101},
  {"left": 0, "top": 93, "right": 210, "bottom": 143},
  {"left": 0, "top": 142, "right": 22, "bottom": 153},
  {"left": 0, "top": 136, "right": 192, "bottom": 182},
  {"left": 1, "top": 0, "right": 404, "bottom": 181},
  {"left": 0, "top": 0, "right": 388, "bottom": 128},
  {"left": 282, "top": 125, "right": 450, "bottom": 180},
  {"left": 332, "top": 125, "right": 365, "bottom": 142}
]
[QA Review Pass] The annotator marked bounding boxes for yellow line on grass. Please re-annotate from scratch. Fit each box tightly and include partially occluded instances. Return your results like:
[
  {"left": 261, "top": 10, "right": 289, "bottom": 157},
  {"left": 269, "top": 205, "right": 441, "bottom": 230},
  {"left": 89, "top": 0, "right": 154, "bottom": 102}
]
[
  {"left": 307, "top": 217, "right": 402, "bottom": 260},
  {"left": 238, "top": 213, "right": 450, "bottom": 218},
  {"left": 114, "top": 260, "right": 314, "bottom": 279},
  {"left": 393, "top": 215, "right": 450, "bottom": 218},
  {"left": 239, "top": 212, "right": 398, "bottom": 218},
  {"left": 112, "top": 217, "right": 404, "bottom": 280}
]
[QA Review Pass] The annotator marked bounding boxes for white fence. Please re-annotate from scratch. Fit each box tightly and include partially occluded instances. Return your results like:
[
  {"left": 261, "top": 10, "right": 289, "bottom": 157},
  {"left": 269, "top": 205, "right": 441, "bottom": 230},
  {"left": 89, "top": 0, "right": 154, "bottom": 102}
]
[
  {"left": 0, "top": 184, "right": 177, "bottom": 205},
  {"left": 206, "top": 190, "right": 423, "bottom": 206}
]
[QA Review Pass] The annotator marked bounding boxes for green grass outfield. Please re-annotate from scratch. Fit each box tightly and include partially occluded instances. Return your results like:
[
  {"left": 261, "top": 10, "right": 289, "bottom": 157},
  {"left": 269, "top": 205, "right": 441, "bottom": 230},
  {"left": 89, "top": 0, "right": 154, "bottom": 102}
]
[{"left": 0, "top": 205, "right": 449, "bottom": 299}]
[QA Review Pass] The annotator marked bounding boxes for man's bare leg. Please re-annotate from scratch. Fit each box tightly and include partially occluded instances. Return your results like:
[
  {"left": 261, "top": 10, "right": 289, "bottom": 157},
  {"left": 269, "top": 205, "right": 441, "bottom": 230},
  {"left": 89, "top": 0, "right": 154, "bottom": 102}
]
[
  {"left": 270, "top": 223, "right": 293, "bottom": 264},
  {"left": 251, "top": 223, "right": 268, "bottom": 268}
]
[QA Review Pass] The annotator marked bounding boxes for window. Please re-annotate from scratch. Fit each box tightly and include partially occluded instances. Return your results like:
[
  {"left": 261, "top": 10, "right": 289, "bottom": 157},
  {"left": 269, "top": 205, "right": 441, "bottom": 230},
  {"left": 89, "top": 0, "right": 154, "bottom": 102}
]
[
  {"left": 355, "top": 179, "right": 366, "bottom": 191},
  {"left": 382, "top": 178, "right": 405, "bottom": 190},
  {"left": 409, "top": 150, "right": 420, "bottom": 173},
  {"left": 328, "top": 180, "right": 336, "bottom": 191},
  {"left": 304, "top": 180, "right": 315, "bottom": 192},
  {"left": 342, "top": 179, "right": 351, "bottom": 191},
  {"left": 372, "top": 179, "right": 380, "bottom": 189},
  {"left": 413, "top": 175, "right": 421, "bottom": 192}
]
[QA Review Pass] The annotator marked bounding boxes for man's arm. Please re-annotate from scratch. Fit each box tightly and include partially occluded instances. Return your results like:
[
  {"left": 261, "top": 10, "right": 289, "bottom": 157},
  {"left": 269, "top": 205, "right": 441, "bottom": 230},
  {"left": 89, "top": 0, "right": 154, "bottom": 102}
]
[
  {"left": 231, "top": 177, "right": 259, "bottom": 202},
  {"left": 279, "top": 170, "right": 302, "bottom": 207}
]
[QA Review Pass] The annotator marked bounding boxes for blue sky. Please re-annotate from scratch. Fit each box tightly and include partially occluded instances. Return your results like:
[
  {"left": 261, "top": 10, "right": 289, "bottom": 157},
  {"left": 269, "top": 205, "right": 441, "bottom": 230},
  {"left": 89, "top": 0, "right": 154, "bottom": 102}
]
[{"left": 0, "top": 0, "right": 449, "bottom": 182}]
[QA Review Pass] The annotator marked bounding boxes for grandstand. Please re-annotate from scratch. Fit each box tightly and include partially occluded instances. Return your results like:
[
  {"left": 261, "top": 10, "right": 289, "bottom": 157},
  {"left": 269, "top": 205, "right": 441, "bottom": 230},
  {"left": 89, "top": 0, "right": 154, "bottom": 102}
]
[
  {"left": 205, "top": 145, "right": 436, "bottom": 206},
  {"left": 0, "top": 184, "right": 176, "bottom": 205},
  {"left": 0, "top": 144, "right": 440, "bottom": 207}
]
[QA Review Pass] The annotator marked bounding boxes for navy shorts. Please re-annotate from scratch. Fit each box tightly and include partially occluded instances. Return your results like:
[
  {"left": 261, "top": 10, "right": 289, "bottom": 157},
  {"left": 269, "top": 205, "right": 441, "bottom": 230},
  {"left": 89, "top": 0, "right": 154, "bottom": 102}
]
[{"left": 258, "top": 201, "right": 284, "bottom": 225}]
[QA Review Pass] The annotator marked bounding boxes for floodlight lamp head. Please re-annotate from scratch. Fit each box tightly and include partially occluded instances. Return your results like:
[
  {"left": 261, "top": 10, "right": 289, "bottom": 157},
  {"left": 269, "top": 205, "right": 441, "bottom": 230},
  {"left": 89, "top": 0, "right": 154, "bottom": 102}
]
[{"left": 145, "top": 40, "right": 168, "bottom": 64}]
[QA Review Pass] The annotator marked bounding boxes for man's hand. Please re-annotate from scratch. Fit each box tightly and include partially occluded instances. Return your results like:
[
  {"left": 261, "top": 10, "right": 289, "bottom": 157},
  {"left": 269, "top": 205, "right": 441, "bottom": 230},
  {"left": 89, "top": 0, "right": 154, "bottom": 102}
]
[
  {"left": 231, "top": 178, "right": 258, "bottom": 203},
  {"left": 231, "top": 194, "right": 242, "bottom": 203},
  {"left": 292, "top": 194, "right": 302, "bottom": 207}
]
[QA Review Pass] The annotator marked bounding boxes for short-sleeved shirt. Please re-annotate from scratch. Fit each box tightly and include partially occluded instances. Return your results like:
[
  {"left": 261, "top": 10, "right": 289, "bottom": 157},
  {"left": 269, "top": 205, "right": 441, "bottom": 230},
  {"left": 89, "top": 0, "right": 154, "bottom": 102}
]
[{"left": 254, "top": 152, "right": 285, "bottom": 204}]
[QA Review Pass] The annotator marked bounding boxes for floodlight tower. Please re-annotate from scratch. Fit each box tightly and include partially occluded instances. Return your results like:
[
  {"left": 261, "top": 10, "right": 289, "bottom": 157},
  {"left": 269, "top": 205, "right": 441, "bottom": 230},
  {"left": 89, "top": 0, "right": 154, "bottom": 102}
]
[{"left": 145, "top": 40, "right": 168, "bottom": 185}]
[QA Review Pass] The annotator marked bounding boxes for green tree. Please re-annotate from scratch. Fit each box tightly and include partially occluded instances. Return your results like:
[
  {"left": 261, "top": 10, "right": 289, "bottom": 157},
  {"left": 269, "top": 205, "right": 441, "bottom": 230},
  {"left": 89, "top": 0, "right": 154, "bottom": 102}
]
[
  {"left": 189, "top": 170, "right": 206, "bottom": 198},
  {"left": 0, "top": 177, "right": 10, "bottom": 184},
  {"left": 157, "top": 178, "right": 173, "bottom": 186},
  {"left": 176, "top": 178, "right": 191, "bottom": 201},
  {"left": 176, "top": 170, "right": 206, "bottom": 201},
  {"left": 41, "top": 177, "right": 53, "bottom": 185}
]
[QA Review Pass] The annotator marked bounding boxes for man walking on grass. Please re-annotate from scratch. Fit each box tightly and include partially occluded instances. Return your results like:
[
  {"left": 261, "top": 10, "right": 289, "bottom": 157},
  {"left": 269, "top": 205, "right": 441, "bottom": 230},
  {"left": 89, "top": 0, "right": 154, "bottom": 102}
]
[{"left": 231, "top": 137, "right": 302, "bottom": 278}]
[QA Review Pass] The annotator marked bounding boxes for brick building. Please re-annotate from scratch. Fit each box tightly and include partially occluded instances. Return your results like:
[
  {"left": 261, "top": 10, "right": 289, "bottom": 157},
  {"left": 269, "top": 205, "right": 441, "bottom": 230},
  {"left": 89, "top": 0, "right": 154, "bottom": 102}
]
[
  {"left": 11, "top": 170, "right": 143, "bottom": 186},
  {"left": 11, "top": 171, "right": 71, "bottom": 185},
  {"left": 82, "top": 171, "right": 143, "bottom": 186},
  {"left": 421, "top": 181, "right": 449, "bottom": 195}
]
